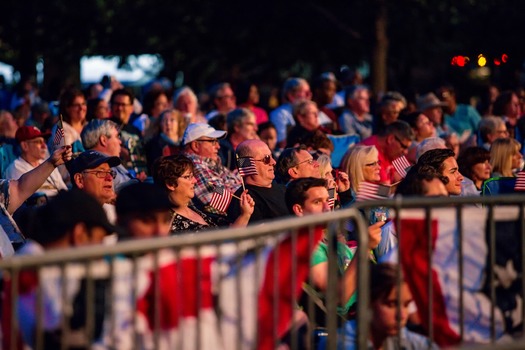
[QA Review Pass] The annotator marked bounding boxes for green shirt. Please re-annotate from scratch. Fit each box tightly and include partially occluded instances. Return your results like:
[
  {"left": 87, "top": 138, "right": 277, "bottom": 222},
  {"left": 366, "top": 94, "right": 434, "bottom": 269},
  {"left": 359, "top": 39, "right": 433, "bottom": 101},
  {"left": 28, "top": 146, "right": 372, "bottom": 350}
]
[{"left": 311, "top": 241, "right": 356, "bottom": 315}]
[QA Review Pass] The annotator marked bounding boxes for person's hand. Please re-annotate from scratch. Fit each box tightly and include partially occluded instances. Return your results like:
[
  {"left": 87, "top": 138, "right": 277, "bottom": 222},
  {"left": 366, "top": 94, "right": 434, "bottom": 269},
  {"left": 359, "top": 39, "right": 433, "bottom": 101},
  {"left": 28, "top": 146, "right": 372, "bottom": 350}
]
[
  {"left": 335, "top": 171, "right": 350, "bottom": 192},
  {"left": 239, "top": 190, "right": 255, "bottom": 216},
  {"left": 367, "top": 221, "right": 385, "bottom": 249},
  {"left": 49, "top": 145, "right": 72, "bottom": 167}
]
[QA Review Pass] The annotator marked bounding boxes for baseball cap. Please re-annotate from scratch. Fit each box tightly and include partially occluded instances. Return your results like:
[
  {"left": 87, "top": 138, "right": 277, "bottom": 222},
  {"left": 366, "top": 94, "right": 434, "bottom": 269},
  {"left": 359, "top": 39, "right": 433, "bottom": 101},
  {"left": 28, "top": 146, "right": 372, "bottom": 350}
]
[
  {"left": 66, "top": 150, "right": 121, "bottom": 178},
  {"left": 116, "top": 182, "right": 172, "bottom": 217},
  {"left": 31, "top": 189, "right": 119, "bottom": 245},
  {"left": 182, "top": 123, "right": 227, "bottom": 145},
  {"left": 15, "top": 126, "right": 51, "bottom": 143},
  {"left": 416, "top": 93, "right": 447, "bottom": 112}
]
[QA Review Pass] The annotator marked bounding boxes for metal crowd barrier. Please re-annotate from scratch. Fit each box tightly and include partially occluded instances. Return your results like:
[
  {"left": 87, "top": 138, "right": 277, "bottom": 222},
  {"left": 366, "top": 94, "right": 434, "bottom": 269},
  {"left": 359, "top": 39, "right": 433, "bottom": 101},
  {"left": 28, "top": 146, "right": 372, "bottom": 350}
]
[{"left": 1, "top": 195, "right": 524, "bottom": 349}]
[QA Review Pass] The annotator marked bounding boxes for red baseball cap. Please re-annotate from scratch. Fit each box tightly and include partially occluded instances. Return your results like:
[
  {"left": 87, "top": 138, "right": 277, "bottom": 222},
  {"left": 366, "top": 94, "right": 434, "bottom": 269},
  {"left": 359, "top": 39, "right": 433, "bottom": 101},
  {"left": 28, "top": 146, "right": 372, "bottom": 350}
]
[{"left": 15, "top": 126, "right": 51, "bottom": 143}]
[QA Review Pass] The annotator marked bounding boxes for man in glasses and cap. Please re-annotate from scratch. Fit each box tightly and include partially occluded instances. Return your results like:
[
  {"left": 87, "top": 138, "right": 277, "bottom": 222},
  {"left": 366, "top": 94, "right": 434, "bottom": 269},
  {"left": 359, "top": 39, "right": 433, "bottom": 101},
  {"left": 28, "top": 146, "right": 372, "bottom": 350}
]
[
  {"left": 182, "top": 123, "right": 242, "bottom": 216},
  {"left": 66, "top": 150, "right": 121, "bottom": 224}
]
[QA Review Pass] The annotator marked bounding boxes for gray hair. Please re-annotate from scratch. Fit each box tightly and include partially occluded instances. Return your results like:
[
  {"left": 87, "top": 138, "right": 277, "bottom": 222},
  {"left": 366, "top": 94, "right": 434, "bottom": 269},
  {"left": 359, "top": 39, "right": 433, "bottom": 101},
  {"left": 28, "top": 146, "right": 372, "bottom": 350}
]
[
  {"left": 226, "top": 108, "right": 255, "bottom": 134},
  {"left": 282, "top": 77, "right": 308, "bottom": 102},
  {"left": 479, "top": 116, "right": 505, "bottom": 143},
  {"left": 173, "top": 86, "right": 198, "bottom": 105},
  {"left": 81, "top": 119, "right": 119, "bottom": 149},
  {"left": 415, "top": 137, "right": 447, "bottom": 161}
]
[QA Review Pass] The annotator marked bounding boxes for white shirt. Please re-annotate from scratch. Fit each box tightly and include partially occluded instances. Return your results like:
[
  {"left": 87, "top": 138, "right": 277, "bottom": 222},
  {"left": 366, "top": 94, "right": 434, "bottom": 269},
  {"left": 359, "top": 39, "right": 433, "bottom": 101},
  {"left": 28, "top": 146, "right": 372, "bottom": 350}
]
[{"left": 5, "top": 157, "right": 68, "bottom": 197}]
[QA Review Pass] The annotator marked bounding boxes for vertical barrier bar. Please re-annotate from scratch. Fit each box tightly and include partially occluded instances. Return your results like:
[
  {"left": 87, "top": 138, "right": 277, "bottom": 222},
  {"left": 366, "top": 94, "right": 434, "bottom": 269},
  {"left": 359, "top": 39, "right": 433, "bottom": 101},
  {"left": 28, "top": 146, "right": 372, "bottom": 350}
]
[
  {"left": 60, "top": 263, "right": 68, "bottom": 350},
  {"left": 131, "top": 255, "right": 139, "bottom": 350},
  {"left": 10, "top": 268, "right": 19, "bottom": 350},
  {"left": 85, "top": 261, "right": 95, "bottom": 345},
  {"left": 35, "top": 267, "right": 44, "bottom": 350},
  {"left": 425, "top": 206, "right": 433, "bottom": 345},
  {"left": 325, "top": 221, "right": 339, "bottom": 350},
  {"left": 457, "top": 206, "right": 464, "bottom": 341},
  {"left": 355, "top": 212, "right": 370, "bottom": 350},
  {"left": 520, "top": 203, "right": 525, "bottom": 337},
  {"left": 290, "top": 227, "right": 298, "bottom": 350},
  {"left": 108, "top": 257, "right": 116, "bottom": 348},
  {"left": 236, "top": 240, "right": 243, "bottom": 350},
  {"left": 273, "top": 235, "right": 280, "bottom": 348},
  {"left": 487, "top": 204, "right": 496, "bottom": 341},
  {"left": 196, "top": 246, "right": 202, "bottom": 350},
  {"left": 153, "top": 250, "right": 160, "bottom": 350},
  {"left": 395, "top": 200, "right": 403, "bottom": 350}
]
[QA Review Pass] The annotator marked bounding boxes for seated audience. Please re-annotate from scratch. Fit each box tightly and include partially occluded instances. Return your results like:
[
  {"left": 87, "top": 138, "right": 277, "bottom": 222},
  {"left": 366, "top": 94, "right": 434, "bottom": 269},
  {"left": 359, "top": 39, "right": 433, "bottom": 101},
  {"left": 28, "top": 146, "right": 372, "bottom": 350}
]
[
  {"left": 490, "top": 138, "right": 523, "bottom": 177},
  {"left": 457, "top": 147, "right": 492, "bottom": 195}
]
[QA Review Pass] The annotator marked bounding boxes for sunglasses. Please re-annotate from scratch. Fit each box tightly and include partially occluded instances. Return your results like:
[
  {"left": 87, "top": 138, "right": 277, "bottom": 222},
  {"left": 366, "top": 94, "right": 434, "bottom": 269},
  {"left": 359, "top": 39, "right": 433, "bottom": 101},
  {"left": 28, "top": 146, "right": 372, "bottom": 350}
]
[{"left": 253, "top": 154, "right": 273, "bottom": 165}]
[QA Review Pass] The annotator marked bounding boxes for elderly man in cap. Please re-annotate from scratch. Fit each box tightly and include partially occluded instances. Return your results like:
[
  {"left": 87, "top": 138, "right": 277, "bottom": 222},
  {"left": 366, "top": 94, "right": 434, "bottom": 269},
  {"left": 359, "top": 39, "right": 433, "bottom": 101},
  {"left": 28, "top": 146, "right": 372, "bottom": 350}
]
[
  {"left": 66, "top": 150, "right": 121, "bottom": 223},
  {"left": 182, "top": 123, "right": 242, "bottom": 216},
  {"left": 416, "top": 92, "right": 448, "bottom": 137},
  {"left": 5, "top": 126, "right": 67, "bottom": 198}
]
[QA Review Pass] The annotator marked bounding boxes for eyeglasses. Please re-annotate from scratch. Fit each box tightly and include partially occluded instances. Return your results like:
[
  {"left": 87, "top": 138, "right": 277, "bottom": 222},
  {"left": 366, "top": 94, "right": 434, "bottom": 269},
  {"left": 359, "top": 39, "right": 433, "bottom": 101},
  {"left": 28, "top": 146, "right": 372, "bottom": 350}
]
[
  {"left": 253, "top": 154, "right": 273, "bottom": 165},
  {"left": 294, "top": 158, "right": 315, "bottom": 167},
  {"left": 196, "top": 139, "right": 219, "bottom": 145},
  {"left": 217, "top": 94, "right": 235, "bottom": 100},
  {"left": 25, "top": 139, "right": 46, "bottom": 145},
  {"left": 365, "top": 161, "right": 381, "bottom": 167},
  {"left": 83, "top": 170, "right": 117, "bottom": 179},
  {"left": 69, "top": 102, "right": 87, "bottom": 108},
  {"left": 112, "top": 102, "right": 132, "bottom": 108},
  {"left": 394, "top": 136, "right": 410, "bottom": 150}
]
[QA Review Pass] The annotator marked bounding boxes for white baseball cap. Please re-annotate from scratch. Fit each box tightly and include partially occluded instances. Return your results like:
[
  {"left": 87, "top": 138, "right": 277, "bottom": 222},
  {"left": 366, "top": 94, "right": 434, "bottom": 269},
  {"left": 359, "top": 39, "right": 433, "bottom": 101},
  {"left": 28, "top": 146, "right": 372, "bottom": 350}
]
[{"left": 182, "top": 123, "right": 227, "bottom": 145}]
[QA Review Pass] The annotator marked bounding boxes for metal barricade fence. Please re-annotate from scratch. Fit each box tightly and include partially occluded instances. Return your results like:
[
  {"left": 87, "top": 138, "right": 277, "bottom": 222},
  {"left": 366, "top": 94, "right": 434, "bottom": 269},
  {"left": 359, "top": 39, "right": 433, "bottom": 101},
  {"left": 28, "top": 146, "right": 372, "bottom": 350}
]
[
  {"left": 0, "top": 207, "right": 369, "bottom": 350},
  {"left": 353, "top": 194, "right": 525, "bottom": 350},
  {"left": 1, "top": 195, "right": 525, "bottom": 349}
]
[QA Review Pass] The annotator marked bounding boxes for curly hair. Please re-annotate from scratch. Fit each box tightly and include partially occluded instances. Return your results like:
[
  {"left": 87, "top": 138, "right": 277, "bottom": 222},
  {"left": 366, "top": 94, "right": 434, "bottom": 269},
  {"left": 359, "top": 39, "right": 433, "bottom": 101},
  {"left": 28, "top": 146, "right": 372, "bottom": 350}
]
[{"left": 153, "top": 154, "right": 194, "bottom": 191}]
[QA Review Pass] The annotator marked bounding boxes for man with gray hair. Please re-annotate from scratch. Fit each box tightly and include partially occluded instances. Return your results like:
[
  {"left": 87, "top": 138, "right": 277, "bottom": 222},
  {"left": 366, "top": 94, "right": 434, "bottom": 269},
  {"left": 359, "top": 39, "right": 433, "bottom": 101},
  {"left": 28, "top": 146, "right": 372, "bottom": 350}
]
[
  {"left": 478, "top": 116, "right": 509, "bottom": 150},
  {"left": 270, "top": 77, "right": 312, "bottom": 148},
  {"left": 219, "top": 108, "right": 258, "bottom": 170},
  {"left": 81, "top": 119, "right": 138, "bottom": 192},
  {"left": 205, "top": 82, "right": 237, "bottom": 121},
  {"left": 339, "top": 84, "right": 373, "bottom": 139}
]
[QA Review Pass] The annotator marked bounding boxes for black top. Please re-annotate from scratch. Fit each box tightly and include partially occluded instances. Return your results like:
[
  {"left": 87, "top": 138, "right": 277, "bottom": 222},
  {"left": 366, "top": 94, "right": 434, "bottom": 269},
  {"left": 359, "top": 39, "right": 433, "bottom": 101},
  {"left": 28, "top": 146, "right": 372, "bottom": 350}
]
[{"left": 227, "top": 183, "right": 289, "bottom": 225}]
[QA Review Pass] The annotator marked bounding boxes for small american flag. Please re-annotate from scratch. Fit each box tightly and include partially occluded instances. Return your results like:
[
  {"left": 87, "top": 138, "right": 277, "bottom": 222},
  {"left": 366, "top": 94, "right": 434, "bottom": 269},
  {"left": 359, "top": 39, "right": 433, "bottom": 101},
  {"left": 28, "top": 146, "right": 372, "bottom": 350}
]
[
  {"left": 327, "top": 187, "right": 336, "bottom": 209},
  {"left": 237, "top": 157, "right": 258, "bottom": 176},
  {"left": 392, "top": 155, "right": 411, "bottom": 178},
  {"left": 515, "top": 171, "right": 525, "bottom": 191},
  {"left": 209, "top": 187, "right": 232, "bottom": 213},
  {"left": 53, "top": 116, "right": 65, "bottom": 148},
  {"left": 356, "top": 181, "right": 391, "bottom": 201}
]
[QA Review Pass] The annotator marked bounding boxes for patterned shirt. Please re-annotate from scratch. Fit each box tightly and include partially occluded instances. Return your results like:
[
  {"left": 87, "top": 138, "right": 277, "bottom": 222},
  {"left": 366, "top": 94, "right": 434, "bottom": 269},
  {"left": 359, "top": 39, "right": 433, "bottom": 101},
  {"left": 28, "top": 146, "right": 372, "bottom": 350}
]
[
  {"left": 169, "top": 206, "right": 217, "bottom": 234},
  {"left": 185, "top": 152, "right": 242, "bottom": 215},
  {"left": 0, "top": 179, "right": 24, "bottom": 246}
]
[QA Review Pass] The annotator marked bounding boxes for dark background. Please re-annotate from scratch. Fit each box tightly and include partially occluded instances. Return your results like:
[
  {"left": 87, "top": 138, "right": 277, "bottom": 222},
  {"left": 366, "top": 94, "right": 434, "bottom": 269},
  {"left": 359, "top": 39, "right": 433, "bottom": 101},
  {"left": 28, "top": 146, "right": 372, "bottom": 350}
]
[{"left": 1, "top": 0, "right": 523, "bottom": 102}]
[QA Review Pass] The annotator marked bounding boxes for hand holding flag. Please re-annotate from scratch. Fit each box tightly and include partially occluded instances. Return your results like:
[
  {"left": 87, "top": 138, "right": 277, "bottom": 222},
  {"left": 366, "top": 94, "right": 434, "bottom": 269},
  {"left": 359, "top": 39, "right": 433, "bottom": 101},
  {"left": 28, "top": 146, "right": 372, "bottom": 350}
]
[
  {"left": 209, "top": 186, "right": 233, "bottom": 213},
  {"left": 53, "top": 114, "right": 66, "bottom": 148},
  {"left": 356, "top": 181, "right": 391, "bottom": 201},
  {"left": 327, "top": 187, "right": 336, "bottom": 209}
]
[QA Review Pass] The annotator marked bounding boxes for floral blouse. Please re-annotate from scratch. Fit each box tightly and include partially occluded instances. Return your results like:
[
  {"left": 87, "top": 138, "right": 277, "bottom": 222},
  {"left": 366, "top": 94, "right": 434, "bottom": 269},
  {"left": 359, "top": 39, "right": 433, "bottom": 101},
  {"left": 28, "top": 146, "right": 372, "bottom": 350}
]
[{"left": 169, "top": 205, "right": 217, "bottom": 235}]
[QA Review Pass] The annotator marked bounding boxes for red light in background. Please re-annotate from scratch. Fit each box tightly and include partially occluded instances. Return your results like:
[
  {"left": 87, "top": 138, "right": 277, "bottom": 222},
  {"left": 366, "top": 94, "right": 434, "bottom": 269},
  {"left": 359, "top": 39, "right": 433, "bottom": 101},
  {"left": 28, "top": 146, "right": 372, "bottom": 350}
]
[
  {"left": 494, "top": 58, "right": 501, "bottom": 66},
  {"left": 501, "top": 54, "right": 508, "bottom": 63},
  {"left": 456, "top": 56, "right": 466, "bottom": 67}
]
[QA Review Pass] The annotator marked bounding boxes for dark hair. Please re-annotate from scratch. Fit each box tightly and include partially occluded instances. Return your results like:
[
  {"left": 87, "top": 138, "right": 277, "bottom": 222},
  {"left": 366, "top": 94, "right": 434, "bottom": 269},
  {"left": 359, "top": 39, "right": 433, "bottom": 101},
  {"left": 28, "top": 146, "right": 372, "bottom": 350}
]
[
  {"left": 457, "top": 146, "right": 490, "bottom": 180},
  {"left": 235, "top": 81, "right": 253, "bottom": 105},
  {"left": 492, "top": 90, "right": 515, "bottom": 117},
  {"left": 416, "top": 148, "right": 455, "bottom": 178},
  {"left": 153, "top": 154, "right": 194, "bottom": 191},
  {"left": 301, "top": 129, "right": 334, "bottom": 152},
  {"left": 370, "top": 263, "right": 403, "bottom": 303},
  {"left": 379, "top": 120, "right": 415, "bottom": 141},
  {"left": 399, "top": 112, "right": 422, "bottom": 130},
  {"left": 59, "top": 87, "right": 85, "bottom": 123},
  {"left": 208, "top": 113, "right": 227, "bottom": 131},
  {"left": 86, "top": 98, "right": 104, "bottom": 122},
  {"left": 395, "top": 164, "right": 447, "bottom": 196},
  {"left": 142, "top": 90, "right": 168, "bottom": 116},
  {"left": 285, "top": 177, "right": 327, "bottom": 214},
  {"left": 275, "top": 145, "right": 307, "bottom": 184},
  {"left": 110, "top": 88, "right": 135, "bottom": 105},
  {"left": 257, "top": 121, "right": 276, "bottom": 136}
]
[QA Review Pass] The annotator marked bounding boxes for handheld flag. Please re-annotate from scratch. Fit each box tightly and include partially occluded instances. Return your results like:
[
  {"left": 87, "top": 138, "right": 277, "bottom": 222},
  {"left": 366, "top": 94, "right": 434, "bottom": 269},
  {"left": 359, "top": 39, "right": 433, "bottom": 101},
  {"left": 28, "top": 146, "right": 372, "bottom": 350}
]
[
  {"left": 237, "top": 157, "right": 258, "bottom": 177},
  {"left": 209, "top": 187, "right": 233, "bottom": 213},
  {"left": 392, "top": 155, "right": 411, "bottom": 178},
  {"left": 356, "top": 181, "right": 391, "bottom": 201},
  {"left": 53, "top": 115, "right": 65, "bottom": 148},
  {"left": 514, "top": 171, "right": 525, "bottom": 191}
]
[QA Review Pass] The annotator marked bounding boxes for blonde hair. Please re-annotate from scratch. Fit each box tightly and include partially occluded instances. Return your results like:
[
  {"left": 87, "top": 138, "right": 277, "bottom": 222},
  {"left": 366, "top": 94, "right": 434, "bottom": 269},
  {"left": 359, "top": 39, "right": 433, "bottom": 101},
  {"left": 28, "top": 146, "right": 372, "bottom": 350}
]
[
  {"left": 316, "top": 153, "right": 332, "bottom": 178},
  {"left": 490, "top": 138, "right": 520, "bottom": 177},
  {"left": 341, "top": 145, "right": 379, "bottom": 192}
]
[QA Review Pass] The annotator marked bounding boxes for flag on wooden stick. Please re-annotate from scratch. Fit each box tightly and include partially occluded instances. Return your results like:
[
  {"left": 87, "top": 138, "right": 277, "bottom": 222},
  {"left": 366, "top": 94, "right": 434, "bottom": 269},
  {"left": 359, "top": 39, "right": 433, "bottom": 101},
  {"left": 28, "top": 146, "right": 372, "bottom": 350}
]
[
  {"left": 514, "top": 171, "right": 525, "bottom": 191},
  {"left": 236, "top": 157, "right": 258, "bottom": 176},
  {"left": 327, "top": 187, "right": 336, "bottom": 209},
  {"left": 392, "top": 155, "right": 411, "bottom": 178},
  {"left": 356, "top": 181, "right": 391, "bottom": 201},
  {"left": 209, "top": 187, "right": 233, "bottom": 213},
  {"left": 53, "top": 114, "right": 65, "bottom": 148}
]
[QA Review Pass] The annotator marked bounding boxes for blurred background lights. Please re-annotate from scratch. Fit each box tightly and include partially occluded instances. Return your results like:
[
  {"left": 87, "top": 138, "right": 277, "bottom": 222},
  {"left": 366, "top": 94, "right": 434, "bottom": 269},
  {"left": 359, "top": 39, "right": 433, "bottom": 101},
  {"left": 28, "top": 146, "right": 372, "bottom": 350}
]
[{"left": 477, "top": 54, "right": 487, "bottom": 67}]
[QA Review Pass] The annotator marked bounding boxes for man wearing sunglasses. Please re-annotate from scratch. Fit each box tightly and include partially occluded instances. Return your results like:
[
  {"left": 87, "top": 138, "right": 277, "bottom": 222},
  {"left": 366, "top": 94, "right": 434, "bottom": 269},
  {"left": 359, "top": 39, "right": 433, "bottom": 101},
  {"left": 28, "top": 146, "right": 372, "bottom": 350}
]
[
  {"left": 359, "top": 120, "right": 414, "bottom": 185},
  {"left": 67, "top": 150, "right": 121, "bottom": 224}
]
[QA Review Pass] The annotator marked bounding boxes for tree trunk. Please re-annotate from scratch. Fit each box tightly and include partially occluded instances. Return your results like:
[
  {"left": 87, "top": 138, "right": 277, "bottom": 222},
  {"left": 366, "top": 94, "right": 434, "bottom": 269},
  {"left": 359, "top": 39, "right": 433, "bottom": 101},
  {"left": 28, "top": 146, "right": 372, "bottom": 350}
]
[
  {"left": 371, "top": 0, "right": 389, "bottom": 96},
  {"left": 41, "top": 54, "right": 81, "bottom": 101}
]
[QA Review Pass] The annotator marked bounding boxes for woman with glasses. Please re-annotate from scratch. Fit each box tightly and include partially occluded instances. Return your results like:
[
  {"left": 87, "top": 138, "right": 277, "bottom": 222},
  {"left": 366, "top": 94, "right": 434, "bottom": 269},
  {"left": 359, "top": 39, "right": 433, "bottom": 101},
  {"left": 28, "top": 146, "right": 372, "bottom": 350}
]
[
  {"left": 341, "top": 145, "right": 382, "bottom": 199},
  {"left": 153, "top": 154, "right": 254, "bottom": 234},
  {"left": 457, "top": 147, "right": 492, "bottom": 195},
  {"left": 50, "top": 87, "right": 87, "bottom": 154}
]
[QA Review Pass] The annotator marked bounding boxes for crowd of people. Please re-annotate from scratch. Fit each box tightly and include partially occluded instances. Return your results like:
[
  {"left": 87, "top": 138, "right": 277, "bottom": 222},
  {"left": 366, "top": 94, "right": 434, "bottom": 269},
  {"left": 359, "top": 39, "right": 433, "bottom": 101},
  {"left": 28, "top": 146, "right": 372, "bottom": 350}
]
[{"left": 0, "top": 71, "right": 524, "bottom": 349}]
